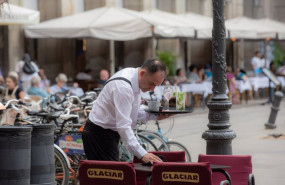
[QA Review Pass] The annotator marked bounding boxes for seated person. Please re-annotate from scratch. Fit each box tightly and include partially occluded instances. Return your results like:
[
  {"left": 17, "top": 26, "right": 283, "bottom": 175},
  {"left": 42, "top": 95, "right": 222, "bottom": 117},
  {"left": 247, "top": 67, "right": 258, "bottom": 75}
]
[
  {"left": 27, "top": 76, "right": 49, "bottom": 98},
  {"left": 4, "top": 75, "right": 25, "bottom": 101},
  {"left": 76, "top": 68, "right": 93, "bottom": 80},
  {"left": 188, "top": 64, "right": 200, "bottom": 83},
  {"left": 38, "top": 68, "right": 50, "bottom": 92},
  {"left": 163, "top": 66, "right": 174, "bottom": 85},
  {"left": 174, "top": 68, "right": 188, "bottom": 85},
  {"left": 49, "top": 73, "right": 68, "bottom": 94},
  {"left": 68, "top": 82, "right": 84, "bottom": 97},
  {"left": 235, "top": 68, "right": 248, "bottom": 81},
  {"left": 227, "top": 66, "right": 238, "bottom": 104},
  {"left": 204, "top": 64, "right": 212, "bottom": 81},
  {"left": 97, "top": 69, "right": 110, "bottom": 88},
  {"left": 269, "top": 62, "right": 276, "bottom": 74},
  {"left": 1, "top": 75, "right": 25, "bottom": 125},
  {"left": 197, "top": 65, "right": 205, "bottom": 83}
]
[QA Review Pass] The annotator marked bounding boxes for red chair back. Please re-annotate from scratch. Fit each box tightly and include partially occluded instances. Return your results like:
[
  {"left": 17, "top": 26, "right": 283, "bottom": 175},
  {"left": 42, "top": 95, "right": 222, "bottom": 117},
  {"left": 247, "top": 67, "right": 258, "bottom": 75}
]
[
  {"left": 152, "top": 162, "right": 212, "bottom": 185},
  {"left": 133, "top": 151, "right": 186, "bottom": 185},
  {"left": 198, "top": 154, "right": 252, "bottom": 185},
  {"left": 79, "top": 160, "right": 136, "bottom": 185}
]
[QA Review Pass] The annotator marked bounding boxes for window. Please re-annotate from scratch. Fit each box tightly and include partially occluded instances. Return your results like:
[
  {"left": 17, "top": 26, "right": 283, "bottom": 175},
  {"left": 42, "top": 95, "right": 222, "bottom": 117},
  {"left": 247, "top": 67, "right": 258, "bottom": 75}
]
[
  {"left": 123, "top": 0, "right": 143, "bottom": 11},
  {"left": 157, "top": 0, "right": 176, "bottom": 13}
]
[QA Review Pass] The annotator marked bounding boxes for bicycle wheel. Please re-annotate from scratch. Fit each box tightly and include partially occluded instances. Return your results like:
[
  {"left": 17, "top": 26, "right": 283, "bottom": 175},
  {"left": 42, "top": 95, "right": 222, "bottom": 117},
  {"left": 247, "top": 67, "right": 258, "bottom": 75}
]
[
  {"left": 166, "top": 141, "right": 191, "bottom": 162},
  {"left": 119, "top": 142, "right": 133, "bottom": 162},
  {"left": 54, "top": 147, "right": 69, "bottom": 185},
  {"left": 68, "top": 153, "right": 87, "bottom": 184},
  {"left": 137, "top": 134, "right": 158, "bottom": 152},
  {"left": 119, "top": 134, "right": 158, "bottom": 162},
  {"left": 138, "top": 131, "right": 170, "bottom": 152}
]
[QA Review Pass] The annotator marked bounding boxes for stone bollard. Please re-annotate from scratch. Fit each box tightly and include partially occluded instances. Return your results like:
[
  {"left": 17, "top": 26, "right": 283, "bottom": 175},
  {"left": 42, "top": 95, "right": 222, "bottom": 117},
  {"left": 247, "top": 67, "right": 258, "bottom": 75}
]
[{"left": 265, "top": 91, "right": 284, "bottom": 129}]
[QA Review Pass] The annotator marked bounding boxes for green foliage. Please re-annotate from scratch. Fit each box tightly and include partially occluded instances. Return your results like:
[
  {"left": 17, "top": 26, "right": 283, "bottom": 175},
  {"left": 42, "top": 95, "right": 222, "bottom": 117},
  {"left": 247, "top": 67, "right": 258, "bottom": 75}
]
[
  {"left": 156, "top": 50, "right": 176, "bottom": 76},
  {"left": 273, "top": 43, "right": 285, "bottom": 67}
]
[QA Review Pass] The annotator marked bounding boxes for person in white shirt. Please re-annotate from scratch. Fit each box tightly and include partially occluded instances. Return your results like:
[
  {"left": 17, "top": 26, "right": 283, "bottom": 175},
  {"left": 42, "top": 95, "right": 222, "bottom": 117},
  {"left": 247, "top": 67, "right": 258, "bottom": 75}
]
[
  {"left": 83, "top": 59, "right": 170, "bottom": 162},
  {"left": 260, "top": 54, "right": 270, "bottom": 69},
  {"left": 251, "top": 51, "right": 263, "bottom": 75},
  {"left": 76, "top": 68, "right": 93, "bottom": 81},
  {"left": 15, "top": 53, "right": 39, "bottom": 92}
]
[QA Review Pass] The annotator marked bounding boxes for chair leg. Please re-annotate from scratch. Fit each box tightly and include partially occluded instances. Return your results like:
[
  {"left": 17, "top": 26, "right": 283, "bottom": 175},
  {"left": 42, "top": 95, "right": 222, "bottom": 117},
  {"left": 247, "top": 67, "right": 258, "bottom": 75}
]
[
  {"left": 220, "top": 180, "right": 230, "bottom": 185},
  {"left": 242, "top": 91, "right": 246, "bottom": 103},
  {"left": 248, "top": 90, "right": 254, "bottom": 100},
  {"left": 228, "top": 92, "right": 232, "bottom": 103},
  {"left": 248, "top": 174, "right": 255, "bottom": 185},
  {"left": 236, "top": 91, "right": 240, "bottom": 104},
  {"left": 194, "top": 94, "right": 199, "bottom": 107}
]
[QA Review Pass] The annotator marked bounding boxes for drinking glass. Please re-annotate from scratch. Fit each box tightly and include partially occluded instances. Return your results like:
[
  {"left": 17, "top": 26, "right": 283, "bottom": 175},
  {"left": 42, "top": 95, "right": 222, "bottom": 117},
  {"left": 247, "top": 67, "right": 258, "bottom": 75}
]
[{"left": 163, "top": 86, "right": 173, "bottom": 111}]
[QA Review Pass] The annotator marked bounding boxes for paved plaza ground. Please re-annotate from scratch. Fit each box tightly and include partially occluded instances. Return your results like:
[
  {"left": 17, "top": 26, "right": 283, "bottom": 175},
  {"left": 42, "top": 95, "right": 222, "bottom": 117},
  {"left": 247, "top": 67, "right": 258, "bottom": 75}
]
[{"left": 148, "top": 98, "right": 285, "bottom": 185}]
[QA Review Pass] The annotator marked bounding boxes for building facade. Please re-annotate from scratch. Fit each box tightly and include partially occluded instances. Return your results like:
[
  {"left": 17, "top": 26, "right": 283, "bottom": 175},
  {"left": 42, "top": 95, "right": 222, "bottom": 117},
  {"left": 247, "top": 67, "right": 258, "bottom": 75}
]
[{"left": 1, "top": 0, "right": 285, "bottom": 82}]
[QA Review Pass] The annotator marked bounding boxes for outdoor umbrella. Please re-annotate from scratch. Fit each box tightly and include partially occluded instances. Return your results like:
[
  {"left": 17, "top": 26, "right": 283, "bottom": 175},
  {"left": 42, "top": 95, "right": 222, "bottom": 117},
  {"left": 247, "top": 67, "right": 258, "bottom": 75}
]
[
  {"left": 225, "top": 16, "right": 276, "bottom": 39},
  {"left": 25, "top": 6, "right": 152, "bottom": 40},
  {"left": 0, "top": 3, "right": 39, "bottom": 25},
  {"left": 25, "top": 6, "right": 153, "bottom": 75},
  {"left": 258, "top": 18, "right": 285, "bottom": 40},
  {"left": 179, "top": 12, "right": 212, "bottom": 39},
  {"left": 139, "top": 9, "right": 195, "bottom": 38}
]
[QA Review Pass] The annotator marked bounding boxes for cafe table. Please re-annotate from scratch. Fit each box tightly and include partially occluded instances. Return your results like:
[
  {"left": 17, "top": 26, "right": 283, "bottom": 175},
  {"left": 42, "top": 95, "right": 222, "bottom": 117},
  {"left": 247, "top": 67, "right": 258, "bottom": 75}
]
[{"left": 134, "top": 163, "right": 231, "bottom": 184}]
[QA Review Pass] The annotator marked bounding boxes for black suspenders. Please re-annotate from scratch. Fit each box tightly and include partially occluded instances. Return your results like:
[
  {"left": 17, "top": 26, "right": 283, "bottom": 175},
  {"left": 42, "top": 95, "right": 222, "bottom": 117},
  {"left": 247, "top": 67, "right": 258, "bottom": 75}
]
[{"left": 104, "top": 77, "right": 132, "bottom": 87}]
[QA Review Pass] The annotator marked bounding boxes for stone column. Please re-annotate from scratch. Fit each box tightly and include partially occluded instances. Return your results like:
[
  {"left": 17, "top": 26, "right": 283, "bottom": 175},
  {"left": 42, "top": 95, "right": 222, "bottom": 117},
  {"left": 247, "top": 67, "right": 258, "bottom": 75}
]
[{"left": 202, "top": 0, "right": 236, "bottom": 155}]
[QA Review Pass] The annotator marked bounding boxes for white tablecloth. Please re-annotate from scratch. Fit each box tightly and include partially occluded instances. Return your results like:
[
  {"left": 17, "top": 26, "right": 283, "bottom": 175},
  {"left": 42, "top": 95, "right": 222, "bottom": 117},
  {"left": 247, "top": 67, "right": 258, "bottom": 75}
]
[
  {"left": 180, "top": 82, "right": 212, "bottom": 98},
  {"left": 235, "top": 80, "right": 252, "bottom": 93},
  {"left": 249, "top": 77, "right": 270, "bottom": 92},
  {"left": 249, "top": 76, "right": 285, "bottom": 92}
]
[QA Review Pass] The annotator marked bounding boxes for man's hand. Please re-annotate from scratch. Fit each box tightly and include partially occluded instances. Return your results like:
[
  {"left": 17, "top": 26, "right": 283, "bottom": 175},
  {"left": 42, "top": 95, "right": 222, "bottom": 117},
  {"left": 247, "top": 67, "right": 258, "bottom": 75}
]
[
  {"left": 141, "top": 153, "right": 162, "bottom": 163},
  {"left": 0, "top": 102, "right": 6, "bottom": 110},
  {"left": 157, "top": 113, "right": 174, "bottom": 120}
]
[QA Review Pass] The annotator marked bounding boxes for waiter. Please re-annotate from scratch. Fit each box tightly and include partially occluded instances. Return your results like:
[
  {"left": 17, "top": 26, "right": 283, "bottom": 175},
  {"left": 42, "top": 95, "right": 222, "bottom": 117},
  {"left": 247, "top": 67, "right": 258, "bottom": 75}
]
[{"left": 83, "top": 59, "right": 170, "bottom": 163}]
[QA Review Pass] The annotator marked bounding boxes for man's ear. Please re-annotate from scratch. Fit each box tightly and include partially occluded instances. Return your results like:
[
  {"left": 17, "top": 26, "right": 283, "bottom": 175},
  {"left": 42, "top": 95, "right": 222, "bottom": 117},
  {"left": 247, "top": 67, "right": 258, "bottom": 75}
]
[{"left": 139, "top": 69, "right": 147, "bottom": 78}]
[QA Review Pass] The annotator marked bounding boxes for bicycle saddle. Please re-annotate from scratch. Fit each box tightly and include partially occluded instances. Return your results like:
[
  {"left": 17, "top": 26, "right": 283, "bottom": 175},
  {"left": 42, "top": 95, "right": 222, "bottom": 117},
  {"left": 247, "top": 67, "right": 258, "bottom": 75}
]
[
  {"left": 27, "top": 110, "right": 49, "bottom": 117},
  {"left": 59, "top": 114, "right": 79, "bottom": 121}
]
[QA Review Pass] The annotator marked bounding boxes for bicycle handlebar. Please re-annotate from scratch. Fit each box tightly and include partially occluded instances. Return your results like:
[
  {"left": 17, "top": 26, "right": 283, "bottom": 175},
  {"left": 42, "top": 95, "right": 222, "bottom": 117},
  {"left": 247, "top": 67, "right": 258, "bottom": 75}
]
[{"left": 5, "top": 99, "right": 32, "bottom": 108}]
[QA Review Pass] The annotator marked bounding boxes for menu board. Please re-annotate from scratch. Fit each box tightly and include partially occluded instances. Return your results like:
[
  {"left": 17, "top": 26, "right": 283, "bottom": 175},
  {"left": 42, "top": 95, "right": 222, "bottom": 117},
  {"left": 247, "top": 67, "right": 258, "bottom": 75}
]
[{"left": 262, "top": 68, "right": 281, "bottom": 86}]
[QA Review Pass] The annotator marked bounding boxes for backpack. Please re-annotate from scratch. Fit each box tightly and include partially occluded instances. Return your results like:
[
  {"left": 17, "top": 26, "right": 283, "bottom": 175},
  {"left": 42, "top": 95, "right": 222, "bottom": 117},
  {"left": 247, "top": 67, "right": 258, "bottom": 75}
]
[{"left": 23, "top": 60, "right": 36, "bottom": 75}]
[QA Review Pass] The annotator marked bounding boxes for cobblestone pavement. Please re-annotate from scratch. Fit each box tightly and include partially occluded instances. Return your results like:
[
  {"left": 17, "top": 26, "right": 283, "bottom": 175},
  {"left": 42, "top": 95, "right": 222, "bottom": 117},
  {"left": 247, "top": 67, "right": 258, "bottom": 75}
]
[{"left": 147, "top": 99, "right": 285, "bottom": 185}]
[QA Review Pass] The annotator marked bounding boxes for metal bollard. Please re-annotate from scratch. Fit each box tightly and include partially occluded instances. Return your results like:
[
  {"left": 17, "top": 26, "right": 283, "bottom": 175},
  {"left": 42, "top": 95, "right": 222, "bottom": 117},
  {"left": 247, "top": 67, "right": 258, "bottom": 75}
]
[
  {"left": 0, "top": 126, "right": 33, "bottom": 185},
  {"left": 30, "top": 124, "right": 56, "bottom": 185},
  {"left": 265, "top": 91, "right": 284, "bottom": 129}
]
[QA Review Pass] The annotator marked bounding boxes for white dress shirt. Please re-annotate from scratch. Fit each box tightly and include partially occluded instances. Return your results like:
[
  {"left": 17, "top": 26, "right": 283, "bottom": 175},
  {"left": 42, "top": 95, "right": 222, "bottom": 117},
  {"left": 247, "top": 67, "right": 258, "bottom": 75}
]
[
  {"left": 251, "top": 56, "right": 263, "bottom": 71},
  {"left": 89, "top": 68, "right": 156, "bottom": 159}
]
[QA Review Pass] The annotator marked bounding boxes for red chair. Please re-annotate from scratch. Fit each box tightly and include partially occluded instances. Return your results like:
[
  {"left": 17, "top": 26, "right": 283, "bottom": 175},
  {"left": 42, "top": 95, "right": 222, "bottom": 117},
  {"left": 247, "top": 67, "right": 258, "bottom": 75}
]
[
  {"left": 198, "top": 154, "right": 255, "bottom": 185},
  {"left": 133, "top": 151, "right": 186, "bottom": 185},
  {"left": 79, "top": 160, "right": 136, "bottom": 185},
  {"left": 151, "top": 162, "right": 229, "bottom": 185}
]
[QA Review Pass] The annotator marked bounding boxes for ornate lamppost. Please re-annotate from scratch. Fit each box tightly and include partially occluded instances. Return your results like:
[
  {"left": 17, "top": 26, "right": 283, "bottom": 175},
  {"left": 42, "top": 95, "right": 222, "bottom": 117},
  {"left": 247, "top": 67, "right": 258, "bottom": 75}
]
[{"left": 202, "top": 0, "right": 236, "bottom": 154}]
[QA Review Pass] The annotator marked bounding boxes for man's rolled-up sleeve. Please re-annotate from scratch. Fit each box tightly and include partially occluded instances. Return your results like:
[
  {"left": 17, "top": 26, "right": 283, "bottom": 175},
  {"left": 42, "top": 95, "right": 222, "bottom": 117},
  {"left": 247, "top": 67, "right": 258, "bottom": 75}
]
[{"left": 113, "top": 87, "right": 147, "bottom": 159}]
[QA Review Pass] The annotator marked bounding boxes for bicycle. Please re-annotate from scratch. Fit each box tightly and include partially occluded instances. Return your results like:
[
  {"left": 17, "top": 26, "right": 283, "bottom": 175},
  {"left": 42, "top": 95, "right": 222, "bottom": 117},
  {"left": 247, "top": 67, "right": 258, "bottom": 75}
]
[
  {"left": 138, "top": 119, "right": 192, "bottom": 162},
  {"left": 0, "top": 99, "right": 71, "bottom": 185}
]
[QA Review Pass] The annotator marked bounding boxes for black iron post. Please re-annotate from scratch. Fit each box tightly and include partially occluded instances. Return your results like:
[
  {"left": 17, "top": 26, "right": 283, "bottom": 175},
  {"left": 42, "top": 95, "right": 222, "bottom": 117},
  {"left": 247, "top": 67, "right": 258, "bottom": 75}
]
[
  {"left": 202, "top": 0, "right": 236, "bottom": 154},
  {"left": 265, "top": 91, "right": 284, "bottom": 129}
]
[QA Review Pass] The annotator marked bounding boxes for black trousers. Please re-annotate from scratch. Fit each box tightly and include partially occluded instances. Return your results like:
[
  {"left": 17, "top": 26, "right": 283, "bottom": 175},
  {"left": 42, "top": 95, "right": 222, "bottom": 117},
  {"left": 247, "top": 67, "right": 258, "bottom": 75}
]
[{"left": 82, "top": 119, "right": 120, "bottom": 161}]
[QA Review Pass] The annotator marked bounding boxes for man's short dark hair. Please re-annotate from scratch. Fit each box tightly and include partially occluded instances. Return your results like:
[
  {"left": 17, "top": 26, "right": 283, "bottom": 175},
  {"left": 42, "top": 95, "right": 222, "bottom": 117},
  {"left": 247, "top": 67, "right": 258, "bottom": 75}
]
[
  {"left": 141, "top": 58, "right": 166, "bottom": 75},
  {"left": 255, "top": 51, "right": 260, "bottom": 55}
]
